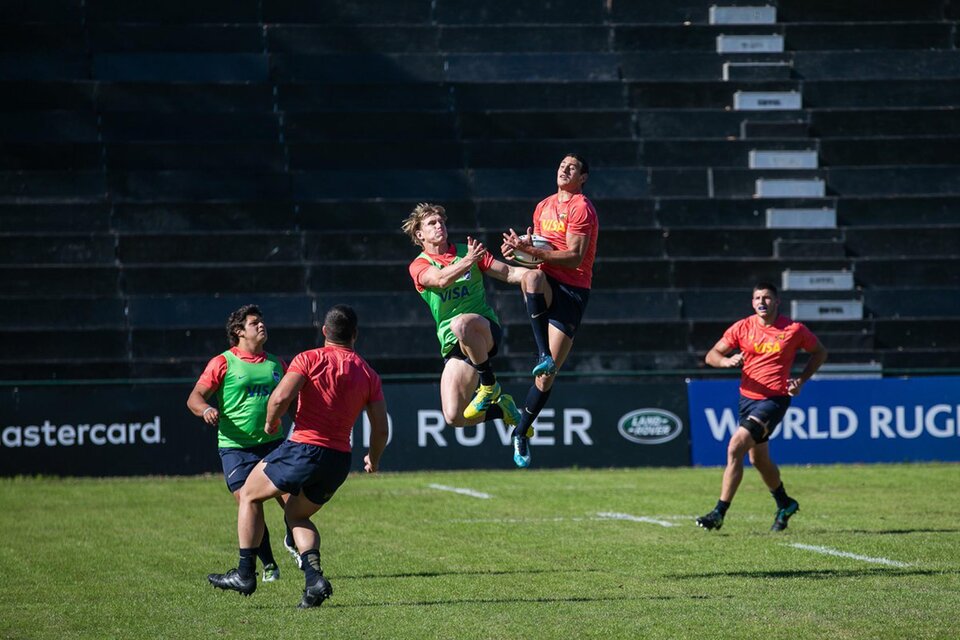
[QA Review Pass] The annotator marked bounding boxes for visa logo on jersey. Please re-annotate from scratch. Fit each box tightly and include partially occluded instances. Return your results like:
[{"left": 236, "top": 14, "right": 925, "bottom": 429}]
[
  {"left": 753, "top": 342, "right": 782, "bottom": 354},
  {"left": 246, "top": 385, "right": 273, "bottom": 398},
  {"left": 440, "top": 286, "right": 470, "bottom": 302},
  {"left": 541, "top": 219, "right": 566, "bottom": 233}
]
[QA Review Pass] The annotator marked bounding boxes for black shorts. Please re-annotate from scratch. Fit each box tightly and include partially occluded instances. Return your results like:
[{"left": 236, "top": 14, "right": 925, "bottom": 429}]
[
  {"left": 262, "top": 440, "right": 352, "bottom": 506},
  {"left": 443, "top": 317, "right": 503, "bottom": 365},
  {"left": 219, "top": 439, "right": 284, "bottom": 492},
  {"left": 545, "top": 274, "right": 591, "bottom": 338},
  {"left": 738, "top": 395, "right": 791, "bottom": 444}
]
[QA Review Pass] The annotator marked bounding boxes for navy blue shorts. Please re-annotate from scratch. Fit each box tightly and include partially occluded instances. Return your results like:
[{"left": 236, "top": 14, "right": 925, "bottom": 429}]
[
  {"left": 262, "top": 440, "right": 352, "bottom": 506},
  {"left": 219, "top": 439, "right": 284, "bottom": 492},
  {"left": 738, "top": 395, "right": 791, "bottom": 444},
  {"left": 546, "top": 274, "right": 590, "bottom": 338},
  {"left": 444, "top": 317, "right": 503, "bottom": 365}
]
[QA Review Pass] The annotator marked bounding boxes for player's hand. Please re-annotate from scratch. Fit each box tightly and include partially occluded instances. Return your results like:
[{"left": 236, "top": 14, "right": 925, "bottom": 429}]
[
  {"left": 787, "top": 378, "right": 803, "bottom": 396},
  {"left": 202, "top": 407, "right": 219, "bottom": 426},
  {"left": 723, "top": 353, "right": 744, "bottom": 368},
  {"left": 465, "top": 236, "right": 487, "bottom": 263},
  {"left": 264, "top": 418, "right": 281, "bottom": 435},
  {"left": 363, "top": 454, "right": 377, "bottom": 473}
]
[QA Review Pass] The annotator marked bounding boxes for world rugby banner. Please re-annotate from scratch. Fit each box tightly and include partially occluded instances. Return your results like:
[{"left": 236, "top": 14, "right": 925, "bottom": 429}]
[
  {"left": 0, "top": 380, "right": 690, "bottom": 476},
  {"left": 687, "top": 376, "right": 960, "bottom": 465}
]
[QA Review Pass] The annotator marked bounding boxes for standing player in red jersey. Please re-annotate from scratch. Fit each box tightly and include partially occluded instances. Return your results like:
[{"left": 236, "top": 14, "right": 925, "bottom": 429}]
[
  {"left": 696, "top": 282, "right": 828, "bottom": 533},
  {"left": 207, "top": 305, "right": 389, "bottom": 608},
  {"left": 501, "top": 154, "right": 599, "bottom": 468}
]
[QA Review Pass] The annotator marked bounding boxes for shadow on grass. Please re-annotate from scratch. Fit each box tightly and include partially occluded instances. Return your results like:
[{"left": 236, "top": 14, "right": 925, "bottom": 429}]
[
  {"left": 325, "top": 593, "right": 734, "bottom": 609},
  {"left": 337, "top": 568, "right": 602, "bottom": 580},
  {"left": 669, "top": 568, "right": 955, "bottom": 580},
  {"left": 843, "top": 528, "right": 960, "bottom": 535}
]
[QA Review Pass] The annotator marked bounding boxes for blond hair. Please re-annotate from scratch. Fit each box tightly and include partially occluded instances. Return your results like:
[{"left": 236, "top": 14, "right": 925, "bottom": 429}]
[{"left": 401, "top": 202, "right": 446, "bottom": 247}]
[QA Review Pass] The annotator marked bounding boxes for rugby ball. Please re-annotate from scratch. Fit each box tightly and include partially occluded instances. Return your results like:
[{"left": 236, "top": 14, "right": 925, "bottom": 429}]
[{"left": 512, "top": 234, "right": 554, "bottom": 268}]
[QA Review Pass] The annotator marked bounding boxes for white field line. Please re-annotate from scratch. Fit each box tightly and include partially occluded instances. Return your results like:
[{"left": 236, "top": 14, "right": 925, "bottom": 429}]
[
  {"left": 427, "top": 483, "right": 492, "bottom": 499},
  {"left": 596, "top": 512, "right": 677, "bottom": 527},
  {"left": 788, "top": 543, "right": 911, "bottom": 567}
]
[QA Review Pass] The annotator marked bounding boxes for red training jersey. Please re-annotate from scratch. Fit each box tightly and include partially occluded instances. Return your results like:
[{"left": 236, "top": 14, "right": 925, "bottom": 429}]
[
  {"left": 533, "top": 192, "right": 598, "bottom": 289},
  {"left": 287, "top": 345, "right": 384, "bottom": 452},
  {"left": 722, "top": 315, "right": 819, "bottom": 400},
  {"left": 197, "top": 346, "right": 286, "bottom": 392},
  {"left": 408, "top": 242, "right": 495, "bottom": 292}
]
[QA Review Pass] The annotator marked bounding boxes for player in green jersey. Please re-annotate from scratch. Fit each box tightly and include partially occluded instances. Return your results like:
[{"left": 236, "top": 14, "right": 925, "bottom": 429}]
[
  {"left": 403, "top": 203, "right": 527, "bottom": 429},
  {"left": 187, "top": 304, "right": 296, "bottom": 581}
]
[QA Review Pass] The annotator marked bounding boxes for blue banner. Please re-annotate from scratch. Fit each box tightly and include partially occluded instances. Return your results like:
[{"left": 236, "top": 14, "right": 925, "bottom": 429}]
[{"left": 687, "top": 376, "right": 960, "bottom": 465}]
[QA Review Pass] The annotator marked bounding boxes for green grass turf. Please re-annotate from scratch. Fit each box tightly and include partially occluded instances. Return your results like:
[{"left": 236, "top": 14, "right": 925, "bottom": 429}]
[{"left": 2, "top": 464, "right": 959, "bottom": 639}]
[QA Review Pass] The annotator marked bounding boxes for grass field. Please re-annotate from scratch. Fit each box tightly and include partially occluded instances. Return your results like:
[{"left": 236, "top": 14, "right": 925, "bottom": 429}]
[{"left": 2, "top": 463, "right": 959, "bottom": 639}]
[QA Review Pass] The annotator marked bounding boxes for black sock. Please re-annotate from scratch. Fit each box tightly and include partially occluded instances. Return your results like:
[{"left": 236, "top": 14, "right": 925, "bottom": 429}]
[
  {"left": 715, "top": 500, "right": 731, "bottom": 515},
  {"left": 300, "top": 549, "right": 322, "bottom": 584},
  {"left": 238, "top": 547, "right": 257, "bottom": 580},
  {"left": 484, "top": 405, "right": 504, "bottom": 421},
  {"left": 524, "top": 292, "right": 550, "bottom": 356},
  {"left": 771, "top": 483, "right": 791, "bottom": 509},
  {"left": 474, "top": 359, "right": 496, "bottom": 386},
  {"left": 515, "top": 385, "right": 552, "bottom": 436},
  {"left": 257, "top": 524, "right": 276, "bottom": 567},
  {"left": 284, "top": 521, "right": 294, "bottom": 549}
]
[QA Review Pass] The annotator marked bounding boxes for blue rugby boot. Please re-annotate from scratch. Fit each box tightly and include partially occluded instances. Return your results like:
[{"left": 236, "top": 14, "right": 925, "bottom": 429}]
[
  {"left": 532, "top": 354, "right": 557, "bottom": 377},
  {"left": 512, "top": 426, "right": 534, "bottom": 468}
]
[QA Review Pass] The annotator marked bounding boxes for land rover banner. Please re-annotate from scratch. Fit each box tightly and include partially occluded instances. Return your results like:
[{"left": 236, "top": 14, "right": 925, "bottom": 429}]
[{"left": 0, "top": 380, "right": 690, "bottom": 476}]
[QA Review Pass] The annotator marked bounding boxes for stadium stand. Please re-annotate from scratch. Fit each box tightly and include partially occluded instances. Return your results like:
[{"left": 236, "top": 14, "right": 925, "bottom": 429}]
[{"left": 2, "top": 0, "right": 959, "bottom": 381}]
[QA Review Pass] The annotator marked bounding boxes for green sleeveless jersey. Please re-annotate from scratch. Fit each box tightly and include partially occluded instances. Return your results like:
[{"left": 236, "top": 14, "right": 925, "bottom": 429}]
[
  {"left": 216, "top": 350, "right": 285, "bottom": 448},
  {"left": 417, "top": 244, "right": 499, "bottom": 357}
]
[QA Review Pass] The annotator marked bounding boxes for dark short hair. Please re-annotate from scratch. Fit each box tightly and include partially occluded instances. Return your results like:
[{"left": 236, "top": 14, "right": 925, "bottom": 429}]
[
  {"left": 324, "top": 304, "right": 358, "bottom": 344},
  {"left": 564, "top": 153, "right": 589, "bottom": 174},
  {"left": 226, "top": 304, "right": 262, "bottom": 346},
  {"left": 753, "top": 282, "right": 779, "bottom": 296}
]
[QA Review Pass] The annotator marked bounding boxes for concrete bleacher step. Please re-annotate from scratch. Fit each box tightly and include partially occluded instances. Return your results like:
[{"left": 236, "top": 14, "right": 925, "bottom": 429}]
[
  {"left": 709, "top": 5, "right": 777, "bottom": 25},
  {"left": 722, "top": 61, "right": 792, "bottom": 81},
  {"left": 716, "top": 34, "right": 783, "bottom": 53},
  {"left": 734, "top": 91, "right": 802, "bottom": 111},
  {"left": 766, "top": 207, "right": 837, "bottom": 228},
  {"left": 782, "top": 269, "right": 854, "bottom": 291},
  {"left": 741, "top": 120, "right": 809, "bottom": 138},
  {"left": 774, "top": 238, "right": 845, "bottom": 258}
]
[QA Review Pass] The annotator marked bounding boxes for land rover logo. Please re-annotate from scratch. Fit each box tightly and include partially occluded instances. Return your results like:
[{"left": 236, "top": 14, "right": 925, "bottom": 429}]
[{"left": 617, "top": 409, "right": 683, "bottom": 445}]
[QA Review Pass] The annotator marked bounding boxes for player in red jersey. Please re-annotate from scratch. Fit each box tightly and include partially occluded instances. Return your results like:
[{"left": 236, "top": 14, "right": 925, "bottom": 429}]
[
  {"left": 696, "top": 282, "right": 827, "bottom": 532},
  {"left": 207, "top": 305, "right": 389, "bottom": 608},
  {"left": 501, "top": 154, "right": 599, "bottom": 468}
]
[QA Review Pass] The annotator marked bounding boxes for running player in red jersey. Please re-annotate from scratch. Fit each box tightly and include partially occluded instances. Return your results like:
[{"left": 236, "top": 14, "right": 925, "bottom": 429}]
[
  {"left": 501, "top": 154, "right": 599, "bottom": 468},
  {"left": 207, "top": 305, "right": 389, "bottom": 608},
  {"left": 696, "top": 282, "right": 828, "bottom": 533}
]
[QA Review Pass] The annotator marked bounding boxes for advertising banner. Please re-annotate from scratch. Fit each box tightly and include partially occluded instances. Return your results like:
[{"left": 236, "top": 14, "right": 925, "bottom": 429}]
[
  {"left": 1, "top": 380, "right": 691, "bottom": 476},
  {"left": 687, "top": 376, "right": 960, "bottom": 465}
]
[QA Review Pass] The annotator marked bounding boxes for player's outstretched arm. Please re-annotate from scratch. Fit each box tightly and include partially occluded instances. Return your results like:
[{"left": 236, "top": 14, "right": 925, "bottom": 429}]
[
  {"left": 363, "top": 400, "right": 389, "bottom": 473},
  {"left": 484, "top": 259, "right": 529, "bottom": 285},
  {"left": 705, "top": 339, "right": 743, "bottom": 369}
]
